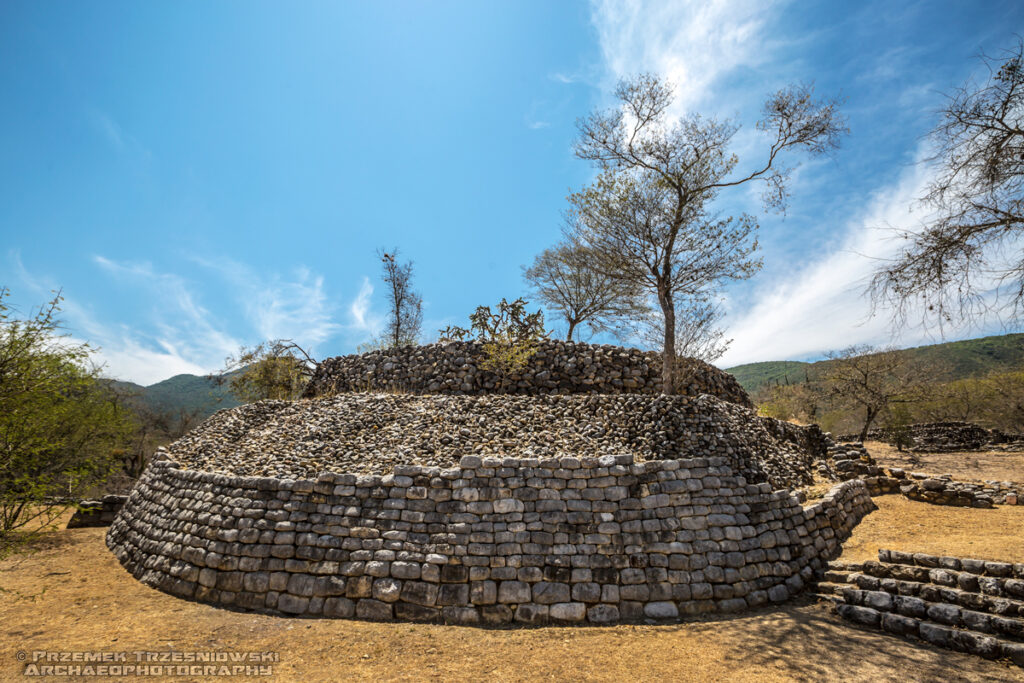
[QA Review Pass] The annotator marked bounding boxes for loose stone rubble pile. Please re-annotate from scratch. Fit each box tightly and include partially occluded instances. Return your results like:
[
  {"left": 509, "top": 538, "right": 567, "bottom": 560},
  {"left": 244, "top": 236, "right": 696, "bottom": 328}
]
[
  {"left": 841, "top": 421, "right": 1024, "bottom": 452},
  {"left": 303, "top": 340, "right": 753, "bottom": 408},
  {"left": 816, "top": 442, "right": 1022, "bottom": 507},
  {"left": 107, "top": 453, "right": 873, "bottom": 624},
  {"left": 167, "top": 394, "right": 824, "bottom": 490},
  {"left": 815, "top": 550, "right": 1024, "bottom": 666}
]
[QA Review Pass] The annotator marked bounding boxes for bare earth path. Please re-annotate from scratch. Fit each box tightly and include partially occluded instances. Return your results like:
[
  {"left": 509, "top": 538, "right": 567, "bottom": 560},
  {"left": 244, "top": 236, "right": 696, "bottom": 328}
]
[{"left": 3, "top": 496, "right": 1022, "bottom": 682}]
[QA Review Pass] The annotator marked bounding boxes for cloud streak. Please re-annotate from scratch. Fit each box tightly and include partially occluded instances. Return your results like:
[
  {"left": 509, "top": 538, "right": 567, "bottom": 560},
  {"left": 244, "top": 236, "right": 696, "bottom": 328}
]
[
  {"left": 8, "top": 252, "right": 384, "bottom": 384},
  {"left": 717, "top": 151, "right": 944, "bottom": 366},
  {"left": 590, "top": 0, "right": 786, "bottom": 114},
  {"left": 191, "top": 257, "right": 341, "bottom": 351}
]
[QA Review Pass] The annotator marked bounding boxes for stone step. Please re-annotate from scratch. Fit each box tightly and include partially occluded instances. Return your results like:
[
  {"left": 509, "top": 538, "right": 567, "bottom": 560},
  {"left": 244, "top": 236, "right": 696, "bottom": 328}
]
[
  {"left": 825, "top": 560, "right": 863, "bottom": 572},
  {"left": 836, "top": 603, "right": 1024, "bottom": 665},
  {"left": 845, "top": 572, "right": 1024, "bottom": 618},
  {"left": 813, "top": 581, "right": 850, "bottom": 597},
  {"left": 879, "top": 550, "right": 1024, "bottom": 579},
  {"left": 859, "top": 560, "right": 1024, "bottom": 598},
  {"left": 822, "top": 569, "right": 852, "bottom": 584},
  {"left": 840, "top": 588, "right": 1024, "bottom": 641}
]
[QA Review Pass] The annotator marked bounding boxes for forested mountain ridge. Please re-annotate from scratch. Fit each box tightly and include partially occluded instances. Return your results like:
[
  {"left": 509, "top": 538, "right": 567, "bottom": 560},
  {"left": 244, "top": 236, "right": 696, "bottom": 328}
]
[{"left": 726, "top": 333, "right": 1024, "bottom": 395}]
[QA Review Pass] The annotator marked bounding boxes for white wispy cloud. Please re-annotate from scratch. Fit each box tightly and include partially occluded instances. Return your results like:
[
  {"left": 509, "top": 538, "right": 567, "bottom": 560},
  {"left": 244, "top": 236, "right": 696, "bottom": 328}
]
[
  {"left": 590, "top": 0, "right": 787, "bottom": 114},
  {"left": 549, "top": 72, "right": 577, "bottom": 84},
  {"left": 8, "top": 253, "right": 231, "bottom": 384},
  {"left": 586, "top": 1, "right": 1000, "bottom": 366},
  {"left": 86, "top": 108, "right": 152, "bottom": 160},
  {"left": 191, "top": 257, "right": 341, "bottom": 350},
  {"left": 348, "top": 276, "right": 383, "bottom": 338},
  {"left": 8, "top": 252, "right": 386, "bottom": 384},
  {"left": 716, "top": 151, "right": 943, "bottom": 366}
]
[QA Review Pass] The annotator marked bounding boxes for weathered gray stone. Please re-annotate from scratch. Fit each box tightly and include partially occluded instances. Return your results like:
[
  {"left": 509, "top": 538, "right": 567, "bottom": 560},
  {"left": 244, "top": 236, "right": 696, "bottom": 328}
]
[
  {"left": 533, "top": 582, "right": 571, "bottom": 605},
  {"left": 549, "top": 602, "right": 586, "bottom": 622},
  {"left": 643, "top": 601, "right": 679, "bottom": 619},
  {"left": 356, "top": 599, "right": 393, "bottom": 620},
  {"left": 372, "top": 578, "right": 402, "bottom": 603},
  {"left": 323, "top": 597, "right": 355, "bottom": 618},
  {"left": 838, "top": 604, "right": 881, "bottom": 627}
]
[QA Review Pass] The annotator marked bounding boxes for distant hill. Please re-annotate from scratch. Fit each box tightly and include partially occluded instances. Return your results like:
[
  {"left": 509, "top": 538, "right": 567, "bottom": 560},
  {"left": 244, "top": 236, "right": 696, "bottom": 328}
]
[
  {"left": 111, "top": 374, "right": 240, "bottom": 420},
  {"left": 726, "top": 332, "right": 1024, "bottom": 396}
]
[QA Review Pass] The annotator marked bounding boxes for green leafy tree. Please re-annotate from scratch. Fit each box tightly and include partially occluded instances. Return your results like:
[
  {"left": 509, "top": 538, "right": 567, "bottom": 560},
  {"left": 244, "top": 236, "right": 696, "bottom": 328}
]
[
  {"left": 0, "top": 289, "right": 133, "bottom": 540},
  {"left": 214, "top": 339, "right": 318, "bottom": 402},
  {"left": 883, "top": 404, "right": 915, "bottom": 452}
]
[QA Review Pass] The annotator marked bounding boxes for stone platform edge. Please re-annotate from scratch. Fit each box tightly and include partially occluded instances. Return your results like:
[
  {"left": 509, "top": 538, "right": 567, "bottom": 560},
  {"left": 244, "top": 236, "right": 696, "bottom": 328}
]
[{"left": 106, "top": 453, "right": 874, "bottom": 625}]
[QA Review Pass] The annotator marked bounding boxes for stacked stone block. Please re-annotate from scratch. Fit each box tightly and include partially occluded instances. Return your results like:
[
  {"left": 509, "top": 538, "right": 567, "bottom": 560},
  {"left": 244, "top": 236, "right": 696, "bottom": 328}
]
[
  {"left": 106, "top": 454, "right": 873, "bottom": 624},
  {"left": 816, "top": 550, "right": 1024, "bottom": 666},
  {"left": 66, "top": 495, "right": 128, "bottom": 528}
]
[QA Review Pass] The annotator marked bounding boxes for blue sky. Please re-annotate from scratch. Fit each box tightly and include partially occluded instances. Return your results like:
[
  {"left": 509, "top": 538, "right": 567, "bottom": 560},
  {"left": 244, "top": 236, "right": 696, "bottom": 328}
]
[{"left": 2, "top": 1, "right": 1023, "bottom": 384}]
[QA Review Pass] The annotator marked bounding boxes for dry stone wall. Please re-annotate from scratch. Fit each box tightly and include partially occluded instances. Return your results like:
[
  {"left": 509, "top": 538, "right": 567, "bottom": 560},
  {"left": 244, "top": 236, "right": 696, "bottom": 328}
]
[
  {"left": 303, "top": 340, "right": 753, "bottom": 408},
  {"left": 106, "top": 453, "right": 873, "bottom": 624},
  {"left": 66, "top": 495, "right": 128, "bottom": 528},
  {"left": 819, "top": 443, "right": 1022, "bottom": 507}
]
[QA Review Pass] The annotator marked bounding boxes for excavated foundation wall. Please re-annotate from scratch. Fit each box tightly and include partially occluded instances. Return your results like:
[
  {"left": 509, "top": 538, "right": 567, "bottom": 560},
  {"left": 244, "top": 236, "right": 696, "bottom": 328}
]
[{"left": 107, "top": 454, "right": 873, "bottom": 624}]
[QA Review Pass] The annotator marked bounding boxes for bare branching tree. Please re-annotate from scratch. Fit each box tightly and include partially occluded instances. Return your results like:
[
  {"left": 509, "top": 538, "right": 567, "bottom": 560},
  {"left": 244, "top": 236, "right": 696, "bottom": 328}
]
[
  {"left": 573, "top": 74, "right": 846, "bottom": 393},
  {"left": 568, "top": 169, "right": 760, "bottom": 391},
  {"left": 379, "top": 248, "right": 423, "bottom": 348},
  {"left": 821, "top": 345, "right": 925, "bottom": 442},
  {"left": 870, "top": 40, "right": 1024, "bottom": 328},
  {"left": 635, "top": 294, "right": 732, "bottom": 363},
  {"left": 522, "top": 239, "right": 643, "bottom": 341}
]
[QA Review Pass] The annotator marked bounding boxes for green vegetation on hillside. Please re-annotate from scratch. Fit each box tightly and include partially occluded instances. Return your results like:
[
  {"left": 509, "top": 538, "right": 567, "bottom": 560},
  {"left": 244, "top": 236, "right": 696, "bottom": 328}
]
[
  {"left": 113, "top": 374, "right": 239, "bottom": 421},
  {"left": 727, "top": 333, "right": 1024, "bottom": 395},
  {"left": 723, "top": 360, "right": 811, "bottom": 394},
  {"left": 743, "top": 334, "right": 1024, "bottom": 436}
]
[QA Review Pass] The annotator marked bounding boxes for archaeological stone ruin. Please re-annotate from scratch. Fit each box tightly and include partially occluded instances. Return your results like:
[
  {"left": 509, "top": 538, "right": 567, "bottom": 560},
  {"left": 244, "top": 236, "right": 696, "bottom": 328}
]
[
  {"left": 104, "top": 340, "right": 1019, "bottom": 649},
  {"left": 106, "top": 341, "right": 878, "bottom": 624}
]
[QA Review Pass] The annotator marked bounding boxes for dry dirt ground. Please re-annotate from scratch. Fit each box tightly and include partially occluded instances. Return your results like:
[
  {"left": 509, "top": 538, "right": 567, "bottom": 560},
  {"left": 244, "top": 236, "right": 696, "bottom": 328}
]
[
  {"left": 2, "top": 495, "right": 1022, "bottom": 682},
  {"left": 866, "top": 440, "right": 1024, "bottom": 482}
]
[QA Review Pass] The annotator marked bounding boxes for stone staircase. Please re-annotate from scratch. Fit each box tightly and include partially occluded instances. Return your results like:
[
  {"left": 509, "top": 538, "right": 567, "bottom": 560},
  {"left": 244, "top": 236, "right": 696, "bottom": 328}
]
[{"left": 813, "top": 549, "right": 1024, "bottom": 666}]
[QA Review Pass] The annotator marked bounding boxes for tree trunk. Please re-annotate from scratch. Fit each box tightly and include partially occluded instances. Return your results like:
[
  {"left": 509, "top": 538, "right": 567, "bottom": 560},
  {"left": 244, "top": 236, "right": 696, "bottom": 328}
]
[
  {"left": 566, "top": 319, "right": 576, "bottom": 341},
  {"left": 659, "top": 290, "right": 676, "bottom": 395},
  {"left": 858, "top": 406, "right": 877, "bottom": 442}
]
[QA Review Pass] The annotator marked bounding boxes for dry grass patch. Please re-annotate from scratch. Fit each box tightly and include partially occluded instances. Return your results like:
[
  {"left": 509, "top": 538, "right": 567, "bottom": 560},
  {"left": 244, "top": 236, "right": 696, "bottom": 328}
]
[
  {"left": 1, "top": 526, "right": 1022, "bottom": 682},
  {"left": 840, "top": 494, "right": 1024, "bottom": 564}
]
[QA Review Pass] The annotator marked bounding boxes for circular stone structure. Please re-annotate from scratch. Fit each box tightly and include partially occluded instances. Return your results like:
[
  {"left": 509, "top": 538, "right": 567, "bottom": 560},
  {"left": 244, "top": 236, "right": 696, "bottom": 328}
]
[{"left": 107, "top": 390, "right": 875, "bottom": 624}]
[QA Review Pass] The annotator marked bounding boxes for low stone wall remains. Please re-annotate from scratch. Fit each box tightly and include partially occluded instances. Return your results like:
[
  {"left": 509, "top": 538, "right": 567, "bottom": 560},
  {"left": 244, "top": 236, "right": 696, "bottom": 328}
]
[
  {"left": 106, "top": 454, "right": 873, "bottom": 624},
  {"left": 67, "top": 495, "right": 128, "bottom": 528},
  {"left": 839, "top": 421, "right": 1024, "bottom": 452},
  {"left": 819, "top": 443, "right": 1022, "bottom": 507},
  {"left": 303, "top": 340, "right": 753, "bottom": 408}
]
